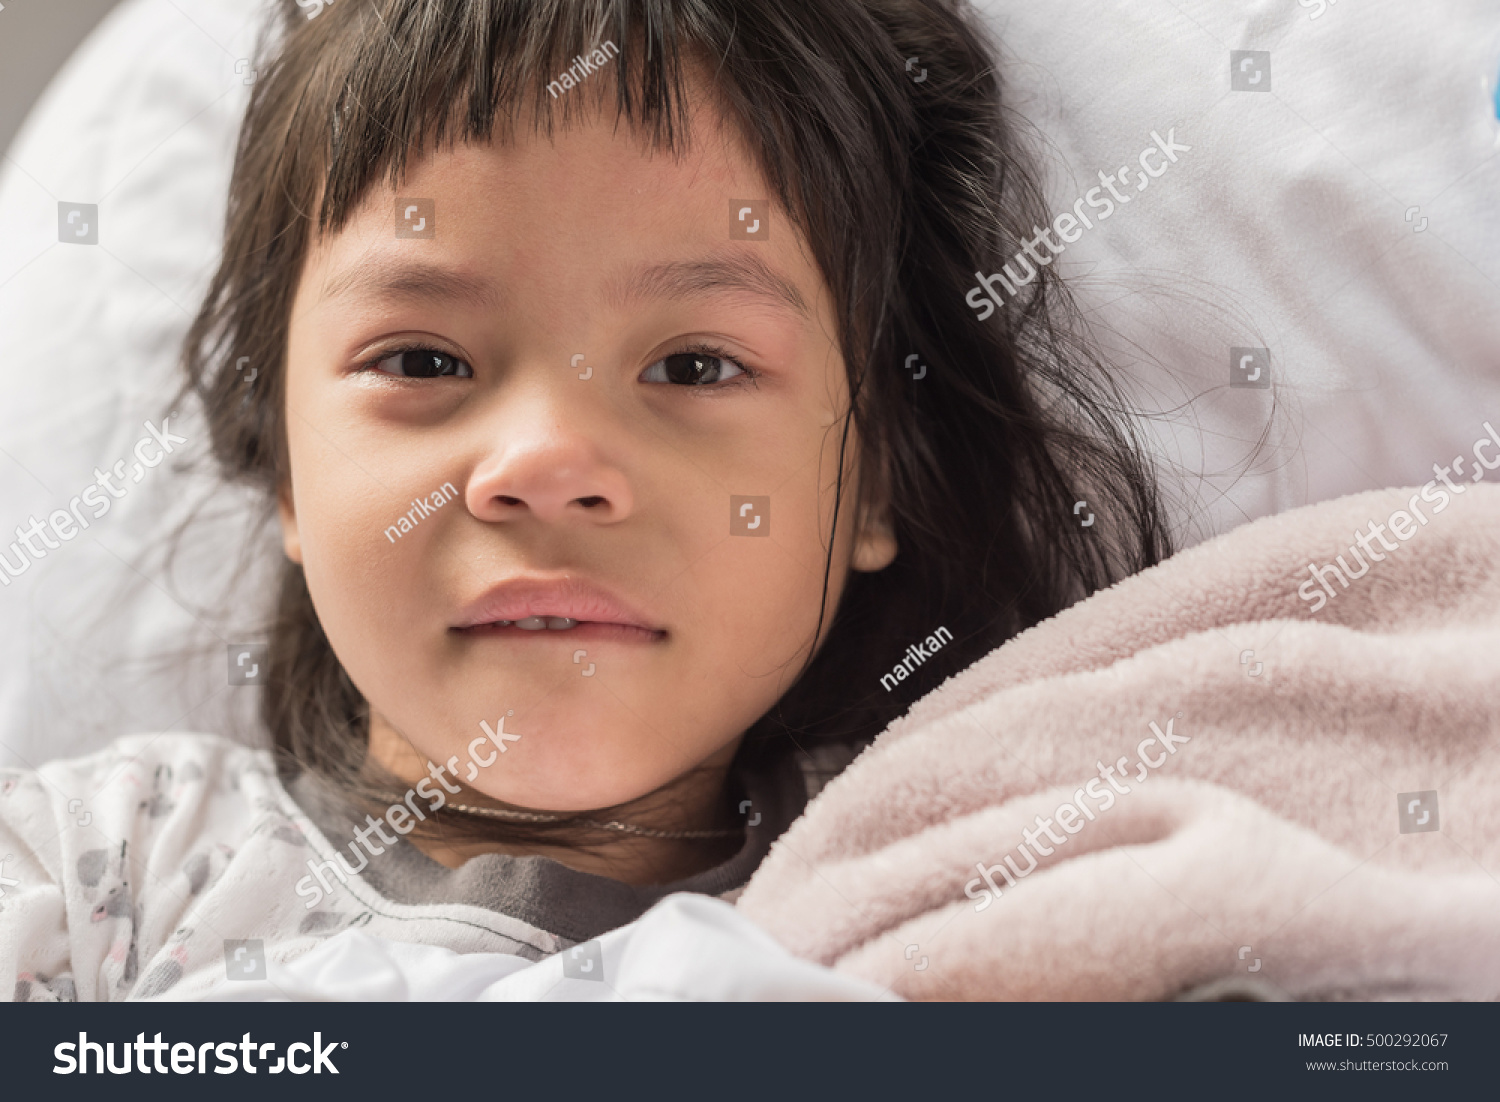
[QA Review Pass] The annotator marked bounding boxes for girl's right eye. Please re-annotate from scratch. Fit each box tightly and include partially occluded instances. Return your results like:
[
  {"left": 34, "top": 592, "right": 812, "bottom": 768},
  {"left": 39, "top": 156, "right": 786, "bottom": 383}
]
[{"left": 363, "top": 348, "right": 473, "bottom": 378}]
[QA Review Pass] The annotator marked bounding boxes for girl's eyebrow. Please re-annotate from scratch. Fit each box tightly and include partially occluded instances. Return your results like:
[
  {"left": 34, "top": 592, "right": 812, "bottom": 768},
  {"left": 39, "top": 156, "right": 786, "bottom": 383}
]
[
  {"left": 320, "top": 257, "right": 502, "bottom": 311},
  {"left": 604, "top": 252, "right": 809, "bottom": 320},
  {"left": 318, "top": 251, "right": 809, "bottom": 320}
]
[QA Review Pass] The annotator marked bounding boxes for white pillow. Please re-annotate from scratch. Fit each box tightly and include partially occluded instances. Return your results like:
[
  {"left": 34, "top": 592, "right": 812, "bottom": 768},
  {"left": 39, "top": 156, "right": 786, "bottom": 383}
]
[
  {"left": 0, "top": 0, "right": 278, "bottom": 769},
  {"left": 977, "top": 0, "right": 1500, "bottom": 541},
  {"left": 2, "top": 0, "right": 1497, "bottom": 767}
]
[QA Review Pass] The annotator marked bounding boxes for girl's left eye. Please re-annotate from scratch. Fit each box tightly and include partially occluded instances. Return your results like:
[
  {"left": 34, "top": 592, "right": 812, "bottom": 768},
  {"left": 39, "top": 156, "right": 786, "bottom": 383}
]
[
  {"left": 363, "top": 347, "right": 473, "bottom": 378},
  {"left": 640, "top": 347, "right": 749, "bottom": 386}
]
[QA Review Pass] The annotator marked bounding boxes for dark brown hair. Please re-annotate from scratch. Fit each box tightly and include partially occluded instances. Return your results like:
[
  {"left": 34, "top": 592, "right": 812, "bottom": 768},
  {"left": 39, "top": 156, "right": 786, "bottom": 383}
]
[{"left": 179, "top": 0, "right": 1171, "bottom": 843}]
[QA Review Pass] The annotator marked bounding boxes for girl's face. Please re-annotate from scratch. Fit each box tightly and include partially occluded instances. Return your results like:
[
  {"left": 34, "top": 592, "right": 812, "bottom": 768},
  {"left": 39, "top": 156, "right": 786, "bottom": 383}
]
[{"left": 279, "top": 93, "right": 894, "bottom": 814}]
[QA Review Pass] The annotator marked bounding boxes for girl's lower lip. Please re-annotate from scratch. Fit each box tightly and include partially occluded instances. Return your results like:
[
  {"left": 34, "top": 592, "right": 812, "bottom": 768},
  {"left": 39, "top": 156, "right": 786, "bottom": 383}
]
[{"left": 455, "top": 621, "right": 665, "bottom": 644}]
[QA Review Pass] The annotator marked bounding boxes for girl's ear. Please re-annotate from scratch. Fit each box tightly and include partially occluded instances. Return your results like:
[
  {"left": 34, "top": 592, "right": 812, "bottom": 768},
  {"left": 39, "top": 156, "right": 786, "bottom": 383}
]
[
  {"left": 850, "top": 498, "right": 898, "bottom": 572},
  {"left": 276, "top": 480, "right": 304, "bottom": 565}
]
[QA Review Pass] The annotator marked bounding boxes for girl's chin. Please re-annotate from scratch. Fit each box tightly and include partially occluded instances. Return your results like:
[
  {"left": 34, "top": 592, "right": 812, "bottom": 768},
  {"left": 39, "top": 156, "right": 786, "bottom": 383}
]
[
  {"left": 462, "top": 777, "right": 666, "bottom": 815},
  {"left": 459, "top": 748, "right": 687, "bottom": 812},
  {"left": 382, "top": 704, "right": 717, "bottom": 808}
]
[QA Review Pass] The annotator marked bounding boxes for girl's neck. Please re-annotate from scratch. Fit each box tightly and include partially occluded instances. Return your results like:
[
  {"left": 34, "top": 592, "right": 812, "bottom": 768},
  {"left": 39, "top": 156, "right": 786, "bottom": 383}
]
[
  {"left": 411, "top": 821, "right": 744, "bottom": 884},
  {"left": 363, "top": 717, "right": 745, "bottom": 885}
]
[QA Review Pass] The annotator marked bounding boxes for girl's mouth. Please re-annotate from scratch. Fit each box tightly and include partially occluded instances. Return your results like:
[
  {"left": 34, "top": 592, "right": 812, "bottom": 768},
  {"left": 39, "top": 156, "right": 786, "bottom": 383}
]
[
  {"left": 450, "top": 575, "right": 667, "bottom": 641},
  {"left": 457, "top": 619, "right": 665, "bottom": 643}
]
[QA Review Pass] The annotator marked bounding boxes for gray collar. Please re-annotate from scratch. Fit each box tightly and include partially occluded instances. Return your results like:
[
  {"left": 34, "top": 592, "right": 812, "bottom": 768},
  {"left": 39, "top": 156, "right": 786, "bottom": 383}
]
[{"left": 286, "top": 753, "right": 806, "bottom": 943}]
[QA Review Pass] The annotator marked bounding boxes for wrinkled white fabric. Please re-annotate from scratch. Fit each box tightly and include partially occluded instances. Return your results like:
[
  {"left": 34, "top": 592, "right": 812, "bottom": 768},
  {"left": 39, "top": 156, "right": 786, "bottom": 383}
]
[
  {"left": 1, "top": 734, "right": 569, "bottom": 1002},
  {"left": 0, "top": 730, "right": 888, "bottom": 1002},
  {"left": 191, "top": 894, "right": 895, "bottom": 1003}
]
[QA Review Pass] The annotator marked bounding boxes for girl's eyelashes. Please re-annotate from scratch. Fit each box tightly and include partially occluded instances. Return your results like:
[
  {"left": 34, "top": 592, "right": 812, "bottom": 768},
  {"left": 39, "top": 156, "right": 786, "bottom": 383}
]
[
  {"left": 354, "top": 341, "right": 753, "bottom": 386},
  {"left": 639, "top": 342, "right": 755, "bottom": 387},
  {"left": 359, "top": 344, "right": 473, "bottom": 379}
]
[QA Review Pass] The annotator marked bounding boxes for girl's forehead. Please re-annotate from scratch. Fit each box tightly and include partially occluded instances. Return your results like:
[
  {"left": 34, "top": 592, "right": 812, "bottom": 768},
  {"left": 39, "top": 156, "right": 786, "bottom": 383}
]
[
  {"left": 297, "top": 109, "right": 822, "bottom": 329},
  {"left": 426, "top": 90, "right": 754, "bottom": 197},
  {"left": 307, "top": 92, "right": 770, "bottom": 259}
]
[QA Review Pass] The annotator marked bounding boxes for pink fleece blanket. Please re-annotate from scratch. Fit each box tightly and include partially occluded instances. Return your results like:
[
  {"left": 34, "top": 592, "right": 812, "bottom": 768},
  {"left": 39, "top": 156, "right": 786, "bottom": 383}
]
[{"left": 738, "top": 483, "right": 1500, "bottom": 1000}]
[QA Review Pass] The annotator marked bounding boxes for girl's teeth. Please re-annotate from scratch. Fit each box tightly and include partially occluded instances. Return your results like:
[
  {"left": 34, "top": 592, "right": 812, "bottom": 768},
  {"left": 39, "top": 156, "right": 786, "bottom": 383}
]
[{"left": 507, "top": 617, "right": 579, "bottom": 630}]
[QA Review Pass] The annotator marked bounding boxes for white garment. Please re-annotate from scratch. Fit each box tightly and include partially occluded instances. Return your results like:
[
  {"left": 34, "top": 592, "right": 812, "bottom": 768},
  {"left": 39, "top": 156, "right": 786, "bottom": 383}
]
[
  {"left": 1, "top": 733, "right": 564, "bottom": 1001},
  {"left": 0, "top": 731, "right": 882, "bottom": 1001},
  {"left": 192, "top": 894, "right": 893, "bottom": 1002}
]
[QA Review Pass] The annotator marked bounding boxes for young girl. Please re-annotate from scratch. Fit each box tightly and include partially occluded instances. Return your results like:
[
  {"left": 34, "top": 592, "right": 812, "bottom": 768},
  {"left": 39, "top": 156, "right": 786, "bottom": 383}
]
[{"left": 2, "top": 0, "right": 1168, "bottom": 1001}]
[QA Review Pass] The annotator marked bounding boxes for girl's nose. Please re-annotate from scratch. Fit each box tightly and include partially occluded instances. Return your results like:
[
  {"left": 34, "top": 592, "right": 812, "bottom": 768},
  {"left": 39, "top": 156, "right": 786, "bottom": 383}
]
[{"left": 464, "top": 414, "right": 633, "bottom": 525}]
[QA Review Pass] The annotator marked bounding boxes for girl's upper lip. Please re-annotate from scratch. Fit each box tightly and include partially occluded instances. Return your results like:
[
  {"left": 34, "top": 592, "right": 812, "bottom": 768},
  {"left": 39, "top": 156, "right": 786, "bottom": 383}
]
[{"left": 451, "top": 575, "right": 664, "bottom": 632}]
